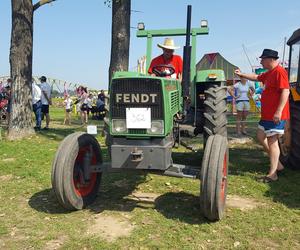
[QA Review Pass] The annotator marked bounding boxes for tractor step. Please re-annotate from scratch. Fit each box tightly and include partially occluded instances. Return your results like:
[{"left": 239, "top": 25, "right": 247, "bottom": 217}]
[{"left": 163, "top": 164, "right": 200, "bottom": 179}]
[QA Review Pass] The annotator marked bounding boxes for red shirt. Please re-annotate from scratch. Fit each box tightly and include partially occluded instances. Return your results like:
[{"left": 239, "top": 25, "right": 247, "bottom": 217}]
[
  {"left": 257, "top": 65, "right": 290, "bottom": 121},
  {"left": 148, "top": 54, "right": 183, "bottom": 79}
]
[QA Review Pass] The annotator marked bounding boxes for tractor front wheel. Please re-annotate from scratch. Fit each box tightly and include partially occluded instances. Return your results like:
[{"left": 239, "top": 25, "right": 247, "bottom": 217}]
[
  {"left": 51, "top": 132, "right": 102, "bottom": 210},
  {"left": 200, "top": 134, "right": 228, "bottom": 221}
]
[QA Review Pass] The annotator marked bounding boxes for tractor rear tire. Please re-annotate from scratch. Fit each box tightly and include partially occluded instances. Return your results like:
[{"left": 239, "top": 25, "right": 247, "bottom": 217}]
[
  {"left": 200, "top": 134, "right": 228, "bottom": 221},
  {"left": 203, "top": 85, "right": 227, "bottom": 144},
  {"left": 286, "top": 101, "right": 300, "bottom": 170},
  {"left": 51, "top": 132, "right": 102, "bottom": 210}
]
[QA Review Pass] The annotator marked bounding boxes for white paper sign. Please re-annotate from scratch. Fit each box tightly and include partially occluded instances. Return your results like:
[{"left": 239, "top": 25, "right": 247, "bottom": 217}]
[
  {"left": 87, "top": 125, "right": 97, "bottom": 135},
  {"left": 126, "top": 108, "right": 151, "bottom": 129}
]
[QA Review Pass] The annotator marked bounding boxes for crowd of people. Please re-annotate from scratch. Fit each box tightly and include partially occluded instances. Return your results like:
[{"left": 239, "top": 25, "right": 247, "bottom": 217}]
[
  {"left": 31, "top": 78, "right": 107, "bottom": 129},
  {"left": 0, "top": 78, "right": 11, "bottom": 121},
  {"left": 73, "top": 87, "right": 106, "bottom": 125}
]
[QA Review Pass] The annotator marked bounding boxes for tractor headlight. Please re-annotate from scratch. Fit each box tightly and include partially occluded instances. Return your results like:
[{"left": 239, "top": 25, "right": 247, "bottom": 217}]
[
  {"left": 200, "top": 19, "right": 208, "bottom": 28},
  {"left": 147, "top": 120, "right": 164, "bottom": 135},
  {"left": 112, "top": 119, "right": 127, "bottom": 133}
]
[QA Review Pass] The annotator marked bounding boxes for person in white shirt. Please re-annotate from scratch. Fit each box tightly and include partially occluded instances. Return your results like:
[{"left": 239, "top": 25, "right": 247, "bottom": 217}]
[
  {"left": 63, "top": 94, "right": 73, "bottom": 125},
  {"left": 229, "top": 77, "right": 254, "bottom": 136},
  {"left": 32, "top": 81, "right": 42, "bottom": 130},
  {"left": 39, "top": 76, "right": 52, "bottom": 130}
]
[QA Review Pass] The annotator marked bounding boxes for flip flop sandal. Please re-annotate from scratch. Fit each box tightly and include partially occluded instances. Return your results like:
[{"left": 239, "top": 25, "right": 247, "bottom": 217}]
[
  {"left": 262, "top": 176, "right": 278, "bottom": 183},
  {"left": 256, "top": 176, "right": 278, "bottom": 183}
]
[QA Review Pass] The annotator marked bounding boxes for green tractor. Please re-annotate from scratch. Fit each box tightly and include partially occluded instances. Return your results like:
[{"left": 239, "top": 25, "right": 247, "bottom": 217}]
[
  {"left": 279, "top": 28, "right": 300, "bottom": 170},
  {"left": 51, "top": 6, "right": 228, "bottom": 221}
]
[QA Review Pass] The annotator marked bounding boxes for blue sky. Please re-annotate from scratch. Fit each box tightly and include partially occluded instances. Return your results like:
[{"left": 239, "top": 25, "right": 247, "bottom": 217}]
[{"left": 1, "top": 0, "right": 300, "bottom": 90}]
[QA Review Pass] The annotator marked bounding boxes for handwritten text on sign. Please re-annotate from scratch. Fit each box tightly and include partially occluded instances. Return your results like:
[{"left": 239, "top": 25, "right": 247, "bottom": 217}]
[{"left": 126, "top": 108, "right": 151, "bottom": 129}]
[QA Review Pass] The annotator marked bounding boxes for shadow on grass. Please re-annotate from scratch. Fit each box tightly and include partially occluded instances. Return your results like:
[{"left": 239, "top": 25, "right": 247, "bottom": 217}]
[
  {"left": 37, "top": 127, "right": 78, "bottom": 141},
  {"left": 88, "top": 172, "right": 148, "bottom": 213},
  {"left": 28, "top": 170, "right": 211, "bottom": 224},
  {"left": 229, "top": 145, "right": 300, "bottom": 209},
  {"left": 172, "top": 150, "right": 203, "bottom": 167},
  {"left": 264, "top": 173, "right": 300, "bottom": 209},
  {"left": 36, "top": 118, "right": 104, "bottom": 142},
  {"left": 28, "top": 172, "right": 148, "bottom": 214},
  {"left": 155, "top": 191, "right": 209, "bottom": 224},
  {"left": 28, "top": 188, "right": 72, "bottom": 214}
]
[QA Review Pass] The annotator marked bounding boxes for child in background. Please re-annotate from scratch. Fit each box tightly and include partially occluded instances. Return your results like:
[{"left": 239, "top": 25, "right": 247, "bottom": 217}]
[{"left": 63, "top": 94, "right": 73, "bottom": 125}]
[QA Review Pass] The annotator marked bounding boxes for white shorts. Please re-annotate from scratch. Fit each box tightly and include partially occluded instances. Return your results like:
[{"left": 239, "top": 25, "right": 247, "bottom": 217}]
[{"left": 236, "top": 100, "right": 250, "bottom": 111}]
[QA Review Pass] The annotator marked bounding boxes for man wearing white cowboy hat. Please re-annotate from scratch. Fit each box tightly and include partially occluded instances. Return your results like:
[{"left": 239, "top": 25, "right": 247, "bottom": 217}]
[{"left": 148, "top": 38, "right": 183, "bottom": 80}]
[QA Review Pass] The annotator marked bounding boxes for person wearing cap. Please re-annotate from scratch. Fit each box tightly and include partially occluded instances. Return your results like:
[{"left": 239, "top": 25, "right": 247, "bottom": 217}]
[
  {"left": 148, "top": 38, "right": 183, "bottom": 80},
  {"left": 39, "top": 76, "right": 52, "bottom": 130},
  {"left": 235, "top": 49, "right": 290, "bottom": 183}
]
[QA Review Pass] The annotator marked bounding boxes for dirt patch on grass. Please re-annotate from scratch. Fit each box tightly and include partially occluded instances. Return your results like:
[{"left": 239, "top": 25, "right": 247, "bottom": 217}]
[
  {"left": 250, "top": 238, "right": 281, "bottom": 249},
  {"left": 44, "top": 235, "right": 68, "bottom": 250},
  {"left": 87, "top": 213, "right": 135, "bottom": 242},
  {"left": 227, "top": 195, "right": 264, "bottom": 211},
  {"left": 129, "top": 192, "right": 160, "bottom": 203},
  {"left": 229, "top": 136, "right": 253, "bottom": 145},
  {"left": 0, "top": 174, "right": 13, "bottom": 181},
  {"left": 1, "top": 158, "right": 16, "bottom": 162}
]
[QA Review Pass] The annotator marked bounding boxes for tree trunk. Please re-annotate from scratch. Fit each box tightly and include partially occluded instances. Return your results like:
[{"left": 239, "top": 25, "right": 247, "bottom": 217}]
[
  {"left": 108, "top": 0, "right": 131, "bottom": 83},
  {"left": 8, "top": 0, "right": 35, "bottom": 140}
]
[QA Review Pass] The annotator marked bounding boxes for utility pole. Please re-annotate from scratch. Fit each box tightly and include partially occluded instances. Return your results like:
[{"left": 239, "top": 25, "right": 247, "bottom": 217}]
[
  {"left": 282, "top": 37, "right": 287, "bottom": 67},
  {"left": 242, "top": 44, "right": 254, "bottom": 72}
]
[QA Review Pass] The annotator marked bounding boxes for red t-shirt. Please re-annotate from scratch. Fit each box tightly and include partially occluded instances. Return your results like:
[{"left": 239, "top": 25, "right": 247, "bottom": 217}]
[
  {"left": 257, "top": 65, "right": 290, "bottom": 121},
  {"left": 148, "top": 54, "right": 183, "bottom": 79}
]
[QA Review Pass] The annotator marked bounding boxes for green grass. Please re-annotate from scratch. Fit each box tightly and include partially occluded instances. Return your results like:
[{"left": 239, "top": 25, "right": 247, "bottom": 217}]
[{"left": 0, "top": 109, "right": 300, "bottom": 249}]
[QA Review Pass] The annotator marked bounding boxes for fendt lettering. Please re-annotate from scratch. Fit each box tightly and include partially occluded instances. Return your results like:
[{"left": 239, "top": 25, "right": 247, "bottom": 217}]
[{"left": 115, "top": 93, "right": 158, "bottom": 104}]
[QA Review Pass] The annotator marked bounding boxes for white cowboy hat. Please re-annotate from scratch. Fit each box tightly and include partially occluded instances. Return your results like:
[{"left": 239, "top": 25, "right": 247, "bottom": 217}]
[{"left": 157, "top": 38, "right": 180, "bottom": 50}]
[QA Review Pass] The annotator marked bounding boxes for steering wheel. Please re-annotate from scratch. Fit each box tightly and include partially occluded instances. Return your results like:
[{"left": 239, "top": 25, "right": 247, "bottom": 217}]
[{"left": 152, "top": 64, "right": 175, "bottom": 77}]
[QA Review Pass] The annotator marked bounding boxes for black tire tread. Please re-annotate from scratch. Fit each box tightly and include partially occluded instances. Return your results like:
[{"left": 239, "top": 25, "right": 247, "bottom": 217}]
[
  {"left": 203, "top": 85, "right": 228, "bottom": 142},
  {"left": 285, "top": 102, "right": 300, "bottom": 170}
]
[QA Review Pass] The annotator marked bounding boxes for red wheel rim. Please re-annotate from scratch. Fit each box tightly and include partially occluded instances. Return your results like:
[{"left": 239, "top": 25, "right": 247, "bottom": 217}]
[
  {"left": 73, "top": 146, "right": 98, "bottom": 197},
  {"left": 220, "top": 152, "right": 227, "bottom": 203}
]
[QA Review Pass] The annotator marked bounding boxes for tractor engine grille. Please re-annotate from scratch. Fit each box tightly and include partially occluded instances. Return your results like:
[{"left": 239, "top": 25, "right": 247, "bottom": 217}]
[
  {"left": 110, "top": 78, "right": 164, "bottom": 119},
  {"left": 170, "top": 91, "right": 179, "bottom": 114}
]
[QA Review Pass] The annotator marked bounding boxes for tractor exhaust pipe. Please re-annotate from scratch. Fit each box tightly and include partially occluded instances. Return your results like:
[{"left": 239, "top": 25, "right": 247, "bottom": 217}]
[{"left": 182, "top": 5, "right": 192, "bottom": 113}]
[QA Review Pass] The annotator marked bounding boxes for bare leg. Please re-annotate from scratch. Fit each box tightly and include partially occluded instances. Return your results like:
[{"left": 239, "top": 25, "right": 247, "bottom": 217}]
[
  {"left": 257, "top": 128, "right": 269, "bottom": 154},
  {"left": 236, "top": 111, "right": 242, "bottom": 135},
  {"left": 63, "top": 110, "right": 67, "bottom": 125},
  {"left": 68, "top": 112, "right": 71, "bottom": 125},
  {"left": 277, "top": 158, "right": 284, "bottom": 171},
  {"left": 84, "top": 111, "right": 88, "bottom": 124},
  {"left": 241, "top": 111, "right": 248, "bottom": 134},
  {"left": 257, "top": 128, "right": 283, "bottom": 170},
  {"left": 266, "top": 134, "right": 280, "bottom": 180},
  {"left": 81, "top": 111, "right": 85, "bottom": 124}
]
